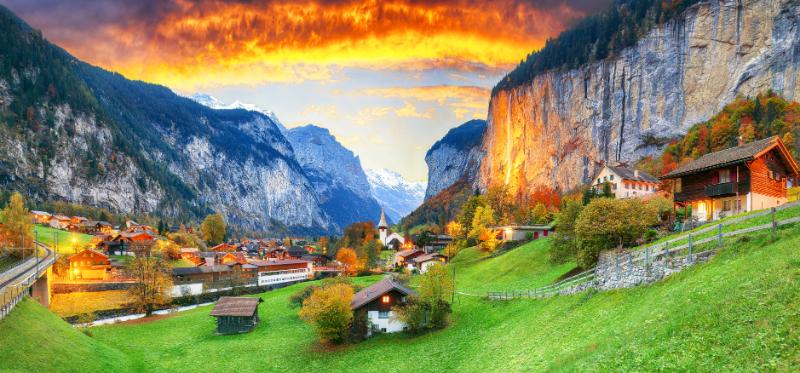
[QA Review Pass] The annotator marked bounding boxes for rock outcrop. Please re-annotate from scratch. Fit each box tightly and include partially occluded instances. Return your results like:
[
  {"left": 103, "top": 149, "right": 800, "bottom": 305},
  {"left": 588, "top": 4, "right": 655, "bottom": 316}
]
[
  {"left": 424, "top": 119, "right": 486, "bottom": 199},
  {"left": 480, "top": 0, "right": 800, "bottom": 198}
]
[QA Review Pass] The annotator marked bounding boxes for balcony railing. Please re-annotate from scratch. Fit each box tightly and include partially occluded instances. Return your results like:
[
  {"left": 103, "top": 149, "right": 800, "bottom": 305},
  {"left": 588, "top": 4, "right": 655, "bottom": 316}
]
[{"left": 705, "top": 182, "right": 736, "bottom": 197}]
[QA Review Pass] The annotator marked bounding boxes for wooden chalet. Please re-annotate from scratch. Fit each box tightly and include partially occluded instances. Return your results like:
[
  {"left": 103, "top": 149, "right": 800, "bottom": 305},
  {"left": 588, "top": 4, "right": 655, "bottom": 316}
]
[
  {"left": 68, "top": 249, "right": 111, "bottom": 281},
  {"left": 172, "top": 265, "right": 233, "bottom": 286},
  {"left": 30, "top": 210, "right": 52, "bottom": 224},
  {"left": 661, "top": 136, "right": 800, "bottom": 222},
  {"left": 210, "top": 296, "right": 262, "bottom": 334},
  {"left": 393, "top": 249, "right": 425, "bottom": 268},
  {"left": 351, "top": 278, "right": 416, "bottom": 336},
  {"left": 409, "top": 253, "right": 447, "bottom": 273},
  {"left": 210, "top": 243, "right": 238, "bottom": 252}
]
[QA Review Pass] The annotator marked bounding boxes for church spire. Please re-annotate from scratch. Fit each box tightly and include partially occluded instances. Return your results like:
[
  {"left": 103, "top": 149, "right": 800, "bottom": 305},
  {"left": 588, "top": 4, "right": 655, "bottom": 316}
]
[{"left": 378, "top": 208, "right": 388, "bottom": 229}]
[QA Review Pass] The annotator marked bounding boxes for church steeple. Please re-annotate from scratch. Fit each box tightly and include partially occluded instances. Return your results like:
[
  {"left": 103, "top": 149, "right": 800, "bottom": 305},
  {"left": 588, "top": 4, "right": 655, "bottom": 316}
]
[{"left": 378, "top": 208, "right": 388, "bottom": 229}]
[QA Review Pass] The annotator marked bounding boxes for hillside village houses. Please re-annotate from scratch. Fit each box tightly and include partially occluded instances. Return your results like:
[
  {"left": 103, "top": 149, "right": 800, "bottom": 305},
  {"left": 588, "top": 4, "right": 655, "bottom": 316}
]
[
  {"left": 592, "top": 165, "right": 660, "bottom": 198},
  {"left": 661, "top": 136, "right": 800, "bottom": 222}
]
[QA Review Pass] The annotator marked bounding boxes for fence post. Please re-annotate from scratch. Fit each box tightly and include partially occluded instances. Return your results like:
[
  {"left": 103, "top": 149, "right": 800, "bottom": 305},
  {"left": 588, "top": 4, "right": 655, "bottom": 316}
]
[
  {"left": 687, "top": 233, "right": 693, "bottom": 263},
  {"left": 717, "top": 224, "right": 723, "bottom": 247},
  {"left": 645, "top": 247, "right": 650, "bottom": 275},
  {"left": 665, "top": 241, "right": 669, "bottom": 259},
  {"left": 615, "top": 255, "right": 620, "bottom": 279},
  {"left": 771, "top": 207, "right": 777, "bottom": 235}
]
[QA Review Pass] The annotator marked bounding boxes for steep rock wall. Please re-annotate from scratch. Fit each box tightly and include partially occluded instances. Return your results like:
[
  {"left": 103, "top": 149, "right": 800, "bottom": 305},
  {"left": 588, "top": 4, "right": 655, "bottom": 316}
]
[{"left": 480, "top": 0, "right": 800, "bottom": 197}]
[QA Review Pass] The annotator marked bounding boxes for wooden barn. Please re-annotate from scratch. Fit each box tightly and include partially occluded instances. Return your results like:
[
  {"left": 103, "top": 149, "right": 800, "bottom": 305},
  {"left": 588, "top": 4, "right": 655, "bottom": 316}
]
[{"left": 209, "top": 297, "right": 262, "bottom": 334}]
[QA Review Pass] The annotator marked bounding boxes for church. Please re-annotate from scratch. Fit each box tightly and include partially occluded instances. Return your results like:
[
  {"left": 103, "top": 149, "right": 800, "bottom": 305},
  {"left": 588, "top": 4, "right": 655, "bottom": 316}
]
[{"left": 378, "top": 209, "right": 405, "bottom": 250}]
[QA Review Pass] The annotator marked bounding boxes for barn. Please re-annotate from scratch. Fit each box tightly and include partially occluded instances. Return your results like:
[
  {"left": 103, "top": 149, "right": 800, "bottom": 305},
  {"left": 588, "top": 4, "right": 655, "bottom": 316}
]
[{"left": 209, "top": 296, "right": 262, "bottom": 334}]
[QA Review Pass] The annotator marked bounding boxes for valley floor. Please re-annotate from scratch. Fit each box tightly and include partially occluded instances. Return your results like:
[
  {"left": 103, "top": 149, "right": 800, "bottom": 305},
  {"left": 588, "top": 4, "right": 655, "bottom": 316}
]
[{"left": 2, "top": 228, "right": 800, "bottom": 372}]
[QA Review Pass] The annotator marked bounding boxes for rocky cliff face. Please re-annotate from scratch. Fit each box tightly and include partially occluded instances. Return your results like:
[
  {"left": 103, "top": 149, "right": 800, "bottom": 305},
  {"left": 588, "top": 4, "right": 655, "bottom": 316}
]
[
  {"left": 424, "top": 119, "right": 486, "bottom": 199},
  {"left": 480, "top": 0, "right": 800, "bottom": 198},
  {"left": 285, "top": 125, "right": 381, "bottom": 230},
  {"left": 0, "top": 6, "right": 330, "bottom": 233}
]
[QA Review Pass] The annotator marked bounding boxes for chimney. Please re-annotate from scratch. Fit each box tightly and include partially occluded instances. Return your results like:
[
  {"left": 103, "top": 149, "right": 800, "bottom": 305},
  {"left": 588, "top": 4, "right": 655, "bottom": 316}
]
[{"left": 634, "top": 169, "right": 639, "bottom": 178}]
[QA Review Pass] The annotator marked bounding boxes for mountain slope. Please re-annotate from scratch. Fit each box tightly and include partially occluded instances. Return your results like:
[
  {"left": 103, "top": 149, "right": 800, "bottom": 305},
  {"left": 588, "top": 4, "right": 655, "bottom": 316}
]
[
  {"left": 0, "top": 5, "right": 329, "bottom": 233},
  {"left": 480, "top": 0, "right": 800, "bottom": 200},
  {"left": 285, "top": 125, "right": 381, "bottom": 230},
  {"left": 424, "top": 119, "right": 486, "bottom": 199},
  {"left": 365, "top": 168, "right": 425, "bottom": 222}
]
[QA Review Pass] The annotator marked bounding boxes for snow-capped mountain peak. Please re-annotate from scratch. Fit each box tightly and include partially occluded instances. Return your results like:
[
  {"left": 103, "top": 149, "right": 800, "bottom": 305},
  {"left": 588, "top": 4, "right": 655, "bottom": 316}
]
[
  {"left": 188, "top": 92, "right": 286, "bottom": 132},
  {"left": 365, "top": 168, "right": 426, "bottom": 223}
]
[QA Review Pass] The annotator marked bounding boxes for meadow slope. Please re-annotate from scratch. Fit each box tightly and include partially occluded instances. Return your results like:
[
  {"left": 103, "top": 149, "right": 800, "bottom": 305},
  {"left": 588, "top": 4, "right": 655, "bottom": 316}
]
[{"left": 1, "top": 228, "right": 799, "bottom": 371}]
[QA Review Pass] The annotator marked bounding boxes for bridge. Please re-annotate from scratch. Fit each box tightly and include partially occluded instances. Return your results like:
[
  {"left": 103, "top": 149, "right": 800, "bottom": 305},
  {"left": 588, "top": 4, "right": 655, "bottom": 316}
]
[{"left": 0, "top": 241, "right": 56, "bottom": 320}]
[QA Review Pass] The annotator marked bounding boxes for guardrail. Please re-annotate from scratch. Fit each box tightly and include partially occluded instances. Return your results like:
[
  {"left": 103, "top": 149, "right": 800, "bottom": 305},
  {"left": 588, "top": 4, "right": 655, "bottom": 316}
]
[
  {"left": 488, "top": 202, "right": 800, "bottom": 301},
  {"left": 0, "top": 241, "right": 56, "bottom": 320}
]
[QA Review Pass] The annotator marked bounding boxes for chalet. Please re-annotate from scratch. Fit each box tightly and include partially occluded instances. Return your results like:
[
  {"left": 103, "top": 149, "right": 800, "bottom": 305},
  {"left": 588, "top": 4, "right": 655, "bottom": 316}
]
[
  {"left": 210, "top": 243, "right": 238, "bottom": 252},
  {"left": 393, "top": 249, "right": 425, "bottom": 268},
  {"left": 494, "top": 225, "right": 554, "bottom": 241},
  {"left": 70, "top": 216, "right": 88, "bottom": 225},
  {"left": 210, "top": 296, "right": 262, "bottom": 334},
  {"left": 409, "top": 253, "right": 447, "bottom": 273},
  {"left": 219, "top": 252, "right": 247, "bottom": 266},
  {"left": 30, "top": 211, "right": 52, "bottom": 224},
  {"left": 172, "top": 265, "right": 232, "bottom": 286},
  {"left": 300, "top": 253, "right": 331, "bottom": 267},
  {"left": 592, "top": 165, "right": 660, "bottom": 198},
  {"left": 661, "top": 136, "right": 800, "bottom": 222},
  {"left": 250, "top": 259, "right": 312, "bottom": 287},
  {"left": 108, "top": 230, "right": 158, "bottom": 255},
  {"left": 351, "top": 278, "right": 416, "bottom": 336},
  {"left": 78, "top": 221, "right": 114, "bottom": 235},
  {"left": 68, "top": 249, "right": 111, "bottom": 281},
  {"left": 286, "top": 246, "right": 308, "bottom": 259},
  {"left": 49, "top": 215, "right": 72, "bottom": 229}
]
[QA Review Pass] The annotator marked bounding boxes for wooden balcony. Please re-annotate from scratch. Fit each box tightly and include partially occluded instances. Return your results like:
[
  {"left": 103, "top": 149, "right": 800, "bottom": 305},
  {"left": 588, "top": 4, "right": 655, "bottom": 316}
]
[{"left": 705, "top": 182, "right": 737, "bottom": 197}]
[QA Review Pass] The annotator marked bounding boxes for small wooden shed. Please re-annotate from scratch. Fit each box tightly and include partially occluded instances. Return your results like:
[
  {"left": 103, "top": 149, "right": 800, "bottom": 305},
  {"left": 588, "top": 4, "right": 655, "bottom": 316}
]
[{"left": 210, "top": 297, "right": 262, "bottom": 334}]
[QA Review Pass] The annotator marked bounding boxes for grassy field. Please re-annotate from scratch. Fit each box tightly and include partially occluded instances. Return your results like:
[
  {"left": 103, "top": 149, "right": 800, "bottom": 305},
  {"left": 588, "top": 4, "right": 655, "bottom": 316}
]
[
  {"left": 50, "top": 290, "right": 131, "bottom": 318},
  {"left": 33, "top": 225, "right": 94, "bottom": 255},
  {"left": 2, "top": 226, "right": 800, "bottom": 371}
]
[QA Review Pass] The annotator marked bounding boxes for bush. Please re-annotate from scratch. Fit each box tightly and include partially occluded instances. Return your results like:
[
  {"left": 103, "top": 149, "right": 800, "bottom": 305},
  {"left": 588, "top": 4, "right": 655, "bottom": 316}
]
[
  {"left": 289, "top": 285, "right": 319, "bottom": 308},
  {"left": 574, "top": 198, "right": 658, "bottom": 267},
  {"left": 299, "top": 283, "right": 354, "bottom": 344}
]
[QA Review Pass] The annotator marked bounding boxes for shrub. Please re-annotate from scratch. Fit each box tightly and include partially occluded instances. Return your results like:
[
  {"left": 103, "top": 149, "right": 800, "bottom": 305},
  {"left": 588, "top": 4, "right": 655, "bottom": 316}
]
[
  {"left": 299, "top": 283, "right": 354, "bottom": 344},
  {"left": 396, "top": 264, "right": 453, "bottom": 333}
]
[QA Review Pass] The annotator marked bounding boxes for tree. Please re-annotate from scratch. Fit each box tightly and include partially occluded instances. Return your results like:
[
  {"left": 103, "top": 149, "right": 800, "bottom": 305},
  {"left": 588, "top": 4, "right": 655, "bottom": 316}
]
[
  {"left": 574, "top": 198, "right": 658, "bottom": 268},
  {"left": 318, "top": 236, "right": 329, "bottom": 255},
  {"left": 153, "top": 239, "right": 181, "bottom": 260},
  {"left": 126, "top": 256, "right": 173, "bottom": 316},
  {"left": 396, "top": 264, "right": 453, "bottom": 332},
  {"left": 201, "top": 213, "right": 226, "bottom": 245},
  {"left": 468, "top": 205, "right": 499, "bottom": 253},
  {"left": 549, "top": 200, "right": 583, "bottom": 265},
  {"left": 299, "top": 283, "right": 354, "bottom": 344},
  {"left": 365, "top": 239, "right": 380, "bottom": 270},
  {"left": 336, "top": 248, "right": 359, "bottom": 275},
  {"left": 0, "top": 192, "right": 33, "bottom": 258},
  {"left": 738, "top": 117, "right": 756, "bottom": 144},
  {"left": 531, "top": 202, "right": 549, "bottom": 224},
  {"left": 601, "top": 181, "right": 613, "bottom": 198}
]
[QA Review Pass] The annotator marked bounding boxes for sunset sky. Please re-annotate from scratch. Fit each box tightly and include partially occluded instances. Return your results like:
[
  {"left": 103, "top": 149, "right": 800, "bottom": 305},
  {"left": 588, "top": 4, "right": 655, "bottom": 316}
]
[{"left": 1, "top": 0, "right": 608, "bottom": 181}]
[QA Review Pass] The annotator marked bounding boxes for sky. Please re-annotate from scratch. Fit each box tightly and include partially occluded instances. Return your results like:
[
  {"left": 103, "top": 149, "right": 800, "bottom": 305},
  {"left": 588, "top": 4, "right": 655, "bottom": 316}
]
[{"left": 1, "top": 0, "right": 609, "bottom": 182}]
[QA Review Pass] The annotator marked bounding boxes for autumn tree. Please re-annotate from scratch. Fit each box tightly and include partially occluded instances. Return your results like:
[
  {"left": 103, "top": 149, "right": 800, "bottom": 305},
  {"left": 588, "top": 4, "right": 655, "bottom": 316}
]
[
  {"left": 299, "top": 283, "right": 354, "bottom": 344},
  {"left": 127, "top": 256, "right": 173, "bottom": 316},
  {"left": 549, "top": 200, "right": 583, "bottom": 265},
  {"left": 201, "top": 213, "right": 226, "bottom": 245},
  {"left": 336, "top": 247, "right": 359, "bottom": 275},
  {"left": 396, "top": 263, "right": 453, "bottom": 332},
  {"left": 364, "top": 239, "right": 381, "bottom": 270},
  {"left": 318, "top": 236, "right": 329, "bottom": 255},
  {"left": 530, "top": 202, "right": 549, "bottom": 224},
  {"left": 153, "top": 239, "right": 181, "bottom": 260},
  {"left": 0, "top": 192, "right": 34, "bottom": 258},
  {"left": 575, "top": 198, "right": 658, "bottom": 268}
]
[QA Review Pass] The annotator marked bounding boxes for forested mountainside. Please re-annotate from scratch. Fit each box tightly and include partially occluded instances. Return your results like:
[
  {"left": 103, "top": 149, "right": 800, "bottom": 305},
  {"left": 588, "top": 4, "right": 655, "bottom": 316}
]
[
  {"left": 285, "top": 125, "right": 381, "bottom": 230},
  {"left": 424, "top": 119, "right": 486, "bottom": 200},
  {"left": 0, "top": 5, "right": 330, "bottom": 233},
  {"left": 480, "top": 0, "right": 800, "bottom": 201}
]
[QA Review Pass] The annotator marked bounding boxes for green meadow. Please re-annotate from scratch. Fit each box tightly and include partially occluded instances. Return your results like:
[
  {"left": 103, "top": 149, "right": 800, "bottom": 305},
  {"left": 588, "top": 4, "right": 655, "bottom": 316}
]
[{"left": 2, "top": 227, "right": 800, "bottom": 372}]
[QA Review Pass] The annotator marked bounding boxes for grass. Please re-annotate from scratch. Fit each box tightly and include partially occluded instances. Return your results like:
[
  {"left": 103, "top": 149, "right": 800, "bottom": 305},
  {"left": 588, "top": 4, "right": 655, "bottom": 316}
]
[
  {"left": 0, "top": 297, "right": 132, "bottom": 372},
  {"left": 2, "top": 226, "right": 800, "bottom": 371},
  {"left": 50, "top": 290, "right": 131, "bottom": 318},
  {"left": 33, "top": 225, "right": 94, "bottom": 255}
]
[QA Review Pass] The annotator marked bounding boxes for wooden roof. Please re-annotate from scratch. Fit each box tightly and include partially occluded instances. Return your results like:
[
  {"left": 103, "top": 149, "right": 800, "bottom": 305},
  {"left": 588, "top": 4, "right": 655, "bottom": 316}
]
[
  {"left": 351, "top": 278, "right": 415, "bottom": 310},
  {"left": 662, "top": 136, "right": 800, "bottom": 179},
  {"left": 210, "top": 297, "right": 261, "bottom": 317}
]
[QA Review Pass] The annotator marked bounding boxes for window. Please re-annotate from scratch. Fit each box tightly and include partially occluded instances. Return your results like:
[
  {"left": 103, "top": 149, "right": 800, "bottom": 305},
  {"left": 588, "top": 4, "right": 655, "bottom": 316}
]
[
  {"left": 723, "top": 200, "right": 731, "bottom": 211},
  {"left": 675, "top": 178, "right": 682, "bottom": 193},
  {"left": 719, "top": 169, "right": 730, "bottom": 183},
  {"left": 381, "top": 295, "right": 390, "bottom": 304},
  {"left": 612, "top": 183, "right": 617, "bottom": 190},
  {"left": 378, "top": 311, "right": 389, "bottom": 319},
  {"left": 610, "top": 175, "right": 614, "bottom": 180}
]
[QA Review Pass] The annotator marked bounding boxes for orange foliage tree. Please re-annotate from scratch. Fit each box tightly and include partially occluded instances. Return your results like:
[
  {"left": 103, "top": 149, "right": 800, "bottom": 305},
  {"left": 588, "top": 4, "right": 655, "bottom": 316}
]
[{"left": 335, "top": 248, "right": 359, "bottom": 275}]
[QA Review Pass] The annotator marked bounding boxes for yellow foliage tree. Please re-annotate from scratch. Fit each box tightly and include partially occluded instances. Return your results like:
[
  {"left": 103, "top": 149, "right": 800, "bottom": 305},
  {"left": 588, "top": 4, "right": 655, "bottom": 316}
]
[
  {"left": 299, "top": 283, "right": 354, "bottom": 344},
  {"left": 201, "top": 213, "right": 226, "bottom": 245},
  {"left": 126, "top": 256, "right": 173, "bottom": 316},
  {"left": 0, "top": 192, "right": 34, "bottom": 258}
]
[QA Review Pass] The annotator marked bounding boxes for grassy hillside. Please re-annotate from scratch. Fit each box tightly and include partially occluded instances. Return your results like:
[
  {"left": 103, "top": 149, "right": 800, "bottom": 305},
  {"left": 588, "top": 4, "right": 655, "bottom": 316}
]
[
  {"left": 2, "top": 226, "right": 799, "bottom": 371},
  {"left": 0, "top": 297, "right": 132, "bottom": 372},
  {"left": 33, "top": 225, "right": 93, "bottom": 255}
]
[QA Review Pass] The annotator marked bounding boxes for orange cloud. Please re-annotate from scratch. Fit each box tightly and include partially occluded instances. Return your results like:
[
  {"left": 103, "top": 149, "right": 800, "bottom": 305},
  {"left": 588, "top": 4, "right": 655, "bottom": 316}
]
[{"left": 7, "top": 0, "right": 606, "bottom": 90}]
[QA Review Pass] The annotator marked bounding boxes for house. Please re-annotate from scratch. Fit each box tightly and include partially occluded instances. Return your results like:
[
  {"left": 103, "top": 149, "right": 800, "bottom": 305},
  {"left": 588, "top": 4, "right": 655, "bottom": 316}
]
[
  {"left": 350, "top": 278, "right": 416, "bottom": 336},
  {"left": 494, "top": 225, "right": 554, "bottom": 241},
  {"left": 409, "top": 253, "right": 447, "bottom": 273},
  {"left": 68, "top": 249, "right": 111, "bottom": 281},
  {"left": 172, "top": 265, "right": 232, "bottom": 287},
  {"left": 661, "top": 136, "right": 800, "bottom": 222},
  {"left": 592, "top": 165, "right": 660, "bottom": 199},
  {"left": 210, "top": 296, "right": 262, "bottom": 334},
  {"left": 108, "top": 230, "right": 157, "bottom": 255},
  {"left": 300, "top": 253, "right": 331, "bottom": 267},
  {"left": 250, "top": 259, "right": 312, "bottom": 287},
  {"left": 210, "top": 243, "right": 238, "bottom": 252},
  {"left": 219, "top": 252, "right": 248, "bottom": 266},
  {"left": 393, "top": 249, "right": 425, "bottom": 268},
  {"left": 30, "top": 210, "right": 52, "bottom": 224},
  {"left": 286, "top": 246, "right": 308, "bottom": 259},
  {"left": 49, "top": 215, "right": 72, "bottom": 229},
  {"left": 78, "top": 221, "right": 114, "bottom": 235},
  {"left": 70, "top": 216, "right": 89, "bottom": 225}
]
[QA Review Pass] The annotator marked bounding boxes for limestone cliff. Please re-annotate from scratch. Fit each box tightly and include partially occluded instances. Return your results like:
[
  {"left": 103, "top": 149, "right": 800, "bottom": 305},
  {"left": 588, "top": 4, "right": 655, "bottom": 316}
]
[
  {"left": 480, "top": 0, "right": 800, "bottom": 197},
  {"left": 424, "top": 119, "right": 486, "bottom": 199}
]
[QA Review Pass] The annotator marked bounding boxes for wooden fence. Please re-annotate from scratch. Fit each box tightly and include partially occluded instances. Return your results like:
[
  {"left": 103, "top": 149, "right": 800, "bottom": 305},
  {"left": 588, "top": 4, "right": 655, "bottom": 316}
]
[{"left": 488, "top": 202, "right": 800, "bottom": 301}]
